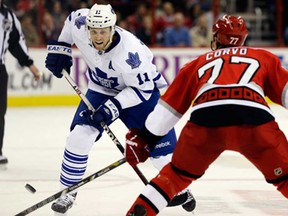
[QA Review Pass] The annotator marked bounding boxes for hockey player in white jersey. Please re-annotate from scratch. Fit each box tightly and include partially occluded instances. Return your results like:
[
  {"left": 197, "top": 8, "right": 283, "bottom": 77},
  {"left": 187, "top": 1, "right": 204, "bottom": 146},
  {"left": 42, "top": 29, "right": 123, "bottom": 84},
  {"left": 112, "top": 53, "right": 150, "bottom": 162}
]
[{"left": 45, "top": 3, "right": 195, "bottom": 214}]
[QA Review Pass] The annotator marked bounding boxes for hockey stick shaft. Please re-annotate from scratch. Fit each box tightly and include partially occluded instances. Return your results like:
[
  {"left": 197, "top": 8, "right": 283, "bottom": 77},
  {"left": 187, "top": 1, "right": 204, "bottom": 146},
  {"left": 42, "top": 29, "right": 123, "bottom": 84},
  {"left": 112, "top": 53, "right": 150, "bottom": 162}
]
[
  {"left": 62, "top": 70, "right": 148, "bottom": 185},
  {"left": 14, "top": 157, "right": 126, "bottom": 216}
]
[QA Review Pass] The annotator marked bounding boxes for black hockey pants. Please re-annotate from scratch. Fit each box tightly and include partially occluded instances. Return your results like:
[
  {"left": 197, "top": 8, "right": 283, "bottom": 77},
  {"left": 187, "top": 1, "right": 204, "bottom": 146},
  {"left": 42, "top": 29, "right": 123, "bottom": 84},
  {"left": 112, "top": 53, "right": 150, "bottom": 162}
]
[{"left": 0, "top": 64, "right": 8, "bottom": 155}]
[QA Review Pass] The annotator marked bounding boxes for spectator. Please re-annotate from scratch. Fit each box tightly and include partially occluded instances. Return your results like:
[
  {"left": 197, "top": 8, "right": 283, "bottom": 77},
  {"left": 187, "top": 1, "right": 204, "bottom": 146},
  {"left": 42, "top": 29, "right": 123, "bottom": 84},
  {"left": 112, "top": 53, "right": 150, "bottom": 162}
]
[
  {"left": 51, "top": 1, "right": 67, "bottom": 30},
  {"left": 16, "top": 0, "right": 38, "bottom": 25},
  {"left": 284, "top": 27, "right": 288, "bottom": 45},
  {"left": 156, "top": 1, "right": 175, "bottom": 27},
  {"left": 283, "top": 0, "right": 288, "bottom": 45},
  {"left": 187, "top": 2, "right": 204, "bottom": 27},
  {"left": 189, "top": 13, "right": 212, "bottom": 47},
  {"left": 163, "top": 12, "right": 191, "bottom": 47},
  {"left": 135, "top": 15, "right": 152, "bottom": 45},
  {"left": 20, "top": 13, "right": 39, "bottom": 46},
  {"left": 16, "top": 0, "right": 33, "bottom": 16},
  {"left": 155, "top": 1, "right": 175, "bottom": 44},
  {"left": 79, "top": 0, "right": 89, "bottom": 8},
  {"left": 66, "top": 0, "right": 83, "bottom": 12},
  {"left": 118, "top": 19, "right": 129, "bottom": 30},
  {"left": 126, "top": 3, "right": 149, "bottom": 34},
  {"left": 42, "top": 11, "right": 60, "bottom": 43}
]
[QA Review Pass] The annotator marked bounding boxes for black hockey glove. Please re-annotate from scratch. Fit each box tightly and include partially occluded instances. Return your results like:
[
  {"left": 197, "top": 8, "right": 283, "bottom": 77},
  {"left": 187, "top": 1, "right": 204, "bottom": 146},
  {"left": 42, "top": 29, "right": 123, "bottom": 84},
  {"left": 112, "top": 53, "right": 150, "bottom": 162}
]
[
  {"left": 82, "top": 98, "right": 122, "bottom": 129},
  {"left": 45, "top": 40, "right": 73, "bottom": 78}
]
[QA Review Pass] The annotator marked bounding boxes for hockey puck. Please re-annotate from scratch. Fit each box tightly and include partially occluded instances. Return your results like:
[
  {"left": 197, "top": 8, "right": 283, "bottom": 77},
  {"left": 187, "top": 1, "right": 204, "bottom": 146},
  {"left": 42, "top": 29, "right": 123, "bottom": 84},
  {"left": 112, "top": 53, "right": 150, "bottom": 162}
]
[{"left": 25, "top": 184, "right": 36, "bottom": 194}]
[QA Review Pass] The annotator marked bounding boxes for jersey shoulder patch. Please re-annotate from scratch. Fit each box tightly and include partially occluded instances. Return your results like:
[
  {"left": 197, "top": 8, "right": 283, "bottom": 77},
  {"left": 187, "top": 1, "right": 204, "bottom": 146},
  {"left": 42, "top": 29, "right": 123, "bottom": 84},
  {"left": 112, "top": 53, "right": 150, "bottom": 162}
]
[
  {"left": 125, "top": 52, "right": 142, "bottom": 69},
  {"left": 75, "top": 15, "right": 86, "bottom": 29}
]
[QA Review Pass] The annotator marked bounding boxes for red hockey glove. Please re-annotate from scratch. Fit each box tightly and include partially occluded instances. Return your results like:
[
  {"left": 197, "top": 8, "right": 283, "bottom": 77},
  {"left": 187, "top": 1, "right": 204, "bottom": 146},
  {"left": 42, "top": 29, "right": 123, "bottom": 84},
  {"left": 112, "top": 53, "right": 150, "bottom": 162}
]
[{"left": 125, "top": 129, "right": 150, "bottom": 167}]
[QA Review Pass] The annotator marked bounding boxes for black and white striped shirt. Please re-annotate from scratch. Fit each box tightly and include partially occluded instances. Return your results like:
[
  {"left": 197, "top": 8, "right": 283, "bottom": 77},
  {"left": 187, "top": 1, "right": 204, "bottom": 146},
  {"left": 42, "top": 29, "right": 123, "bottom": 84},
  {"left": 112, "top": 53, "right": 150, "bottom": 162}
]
[{"left": 0, "top": 4, "right": 33, "bottom": 66}]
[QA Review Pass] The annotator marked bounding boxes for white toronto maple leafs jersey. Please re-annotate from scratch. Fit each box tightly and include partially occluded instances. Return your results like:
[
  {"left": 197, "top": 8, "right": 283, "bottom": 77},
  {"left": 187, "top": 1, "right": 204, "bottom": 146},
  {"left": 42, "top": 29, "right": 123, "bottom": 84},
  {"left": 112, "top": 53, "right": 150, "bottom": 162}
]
[{"left": 58, "top": 8, "right": 167, "bottom": 109}]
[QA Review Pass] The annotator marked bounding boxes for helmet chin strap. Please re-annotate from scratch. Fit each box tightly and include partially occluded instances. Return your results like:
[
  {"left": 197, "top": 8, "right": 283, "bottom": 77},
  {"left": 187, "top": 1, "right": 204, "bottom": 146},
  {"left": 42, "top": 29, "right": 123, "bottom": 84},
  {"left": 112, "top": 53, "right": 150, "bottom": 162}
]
[
  {"left": 101, "top": 28, "right": 115, "bottom": 53},
  {"left": 210, "top": 36, "right": 218, "bottom": 51},
  {"left": 210, "top": 41, "right": 215, "bottom": 51},
  {"left": 97, "top": 41, "right": 110, "bottom": 55}
]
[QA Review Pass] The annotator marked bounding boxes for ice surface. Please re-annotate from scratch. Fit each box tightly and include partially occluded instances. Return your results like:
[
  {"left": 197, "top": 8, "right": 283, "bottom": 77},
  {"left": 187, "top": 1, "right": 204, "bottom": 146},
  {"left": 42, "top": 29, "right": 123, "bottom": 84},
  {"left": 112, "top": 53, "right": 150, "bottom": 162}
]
[{"left": 1, "top": 104, "right": 287, "bottom": 216}]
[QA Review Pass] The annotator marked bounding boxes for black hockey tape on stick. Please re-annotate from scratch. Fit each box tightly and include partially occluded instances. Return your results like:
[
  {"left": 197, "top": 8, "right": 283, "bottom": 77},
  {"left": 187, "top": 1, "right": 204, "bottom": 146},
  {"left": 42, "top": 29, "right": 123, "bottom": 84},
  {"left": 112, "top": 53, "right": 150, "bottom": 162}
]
[
  {"left": 62, "top": 69, "right": 149, "bottom": 185},
  {"left": 14, "top": 157, "right": 126, "bottom": 216}
]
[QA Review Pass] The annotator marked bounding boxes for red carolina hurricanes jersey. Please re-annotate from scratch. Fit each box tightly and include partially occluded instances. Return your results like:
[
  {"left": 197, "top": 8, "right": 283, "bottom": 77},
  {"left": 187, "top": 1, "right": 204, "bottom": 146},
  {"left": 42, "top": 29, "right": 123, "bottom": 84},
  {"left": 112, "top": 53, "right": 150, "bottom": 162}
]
[{"left": 146, "top": 47, "right": 288, "bottom": 135}]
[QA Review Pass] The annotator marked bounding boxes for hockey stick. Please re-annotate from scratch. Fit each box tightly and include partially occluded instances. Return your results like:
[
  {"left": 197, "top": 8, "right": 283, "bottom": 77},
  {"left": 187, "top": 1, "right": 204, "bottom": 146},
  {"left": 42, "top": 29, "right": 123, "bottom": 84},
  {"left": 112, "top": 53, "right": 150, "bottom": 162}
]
[
  {"left": 14, "top": 157, "right": 126, "bottom": 216},
  {"left": 62, "top": 69, "right": 149, "bottom": 185}
]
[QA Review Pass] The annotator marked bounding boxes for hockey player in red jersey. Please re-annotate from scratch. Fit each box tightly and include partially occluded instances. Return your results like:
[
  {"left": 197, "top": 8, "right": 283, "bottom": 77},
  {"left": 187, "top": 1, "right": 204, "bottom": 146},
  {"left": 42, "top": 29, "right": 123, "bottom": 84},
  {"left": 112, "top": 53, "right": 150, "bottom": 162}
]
[{"left": 125, "top": 15, "right": 288, "bottom": 215}]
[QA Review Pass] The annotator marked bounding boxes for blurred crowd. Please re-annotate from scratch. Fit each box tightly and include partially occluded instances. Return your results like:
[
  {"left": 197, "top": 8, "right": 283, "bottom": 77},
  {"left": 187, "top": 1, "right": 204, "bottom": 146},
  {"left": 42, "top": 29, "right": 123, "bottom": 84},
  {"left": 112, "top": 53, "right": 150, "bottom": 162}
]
[{"left": 5, "top": 0, "right": 288, "bottom": 47}]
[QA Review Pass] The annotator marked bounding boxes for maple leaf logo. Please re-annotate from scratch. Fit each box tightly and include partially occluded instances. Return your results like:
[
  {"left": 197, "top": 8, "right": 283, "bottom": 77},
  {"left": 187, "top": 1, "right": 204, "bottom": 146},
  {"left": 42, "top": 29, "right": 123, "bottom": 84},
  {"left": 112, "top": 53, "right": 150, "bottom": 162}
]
[
  {"left": 88, "top": 68, "right": 119, "bottom": 89},
  {"left": 125, "top": 52, "right": 142, "bottom": 69},
  {"left": 75, "top": 16, "right": 86, "bottom": 29}
]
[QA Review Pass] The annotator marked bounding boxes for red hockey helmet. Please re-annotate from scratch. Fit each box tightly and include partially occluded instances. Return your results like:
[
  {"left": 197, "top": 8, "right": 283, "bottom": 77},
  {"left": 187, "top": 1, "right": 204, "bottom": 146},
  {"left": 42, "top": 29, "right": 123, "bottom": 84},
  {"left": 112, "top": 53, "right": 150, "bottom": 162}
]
[{"left": 213, "top": 15, "right": 248, "bottom": 47}]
